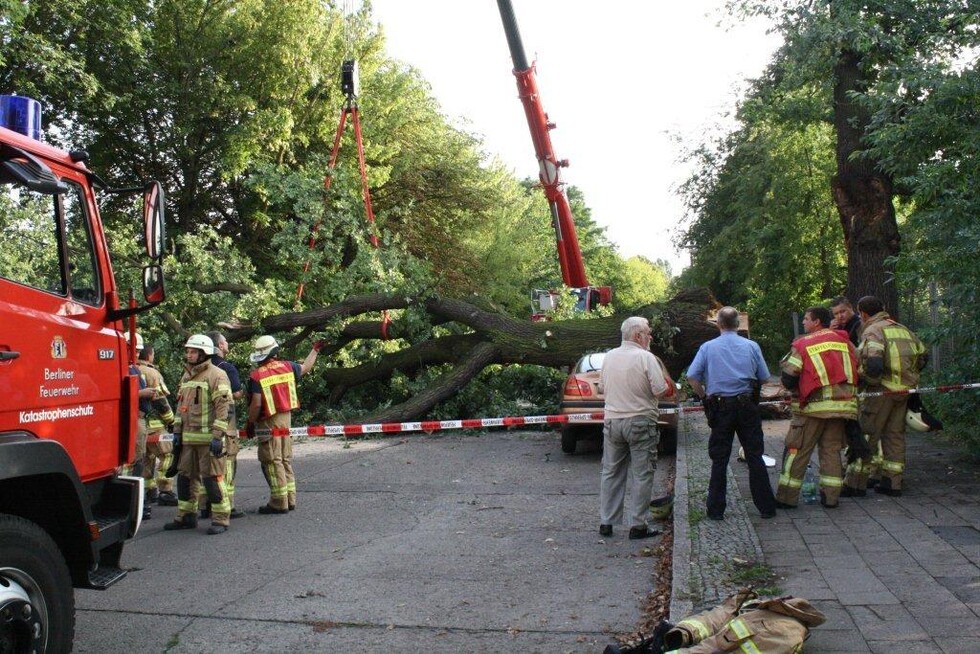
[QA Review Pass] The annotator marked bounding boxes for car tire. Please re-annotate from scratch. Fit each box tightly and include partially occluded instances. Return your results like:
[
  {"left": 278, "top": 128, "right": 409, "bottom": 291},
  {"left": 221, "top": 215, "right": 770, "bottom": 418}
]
[
  {"left": 0, "top": 514, "right": 75, "bottom": 653},
  {"left": 560, "top": 426, "right": 579, "bottom": 454},
  {"left": 658, "top": 426, "right": 678, "bottom": 456}
]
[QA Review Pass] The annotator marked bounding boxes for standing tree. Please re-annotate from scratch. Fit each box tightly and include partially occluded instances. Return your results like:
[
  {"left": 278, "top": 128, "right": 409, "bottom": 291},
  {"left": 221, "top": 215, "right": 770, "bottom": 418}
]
[{"left": 733, "top": 0, "right": 976, "bottom": 314}]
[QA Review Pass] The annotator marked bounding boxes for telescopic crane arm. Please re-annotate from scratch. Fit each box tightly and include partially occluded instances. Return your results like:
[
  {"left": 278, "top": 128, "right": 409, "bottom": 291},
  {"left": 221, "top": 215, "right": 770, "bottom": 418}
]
[{"left": 495, "top": 0, "right": 589, "bottom": 289}]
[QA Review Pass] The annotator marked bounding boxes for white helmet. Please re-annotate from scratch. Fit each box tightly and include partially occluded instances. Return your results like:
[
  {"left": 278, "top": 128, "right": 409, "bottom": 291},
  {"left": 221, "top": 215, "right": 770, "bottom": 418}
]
[
  {"left": 125, "top": 332, "right": 145, "bottom": 351},
  {"left": 184, "top": 333, "right": 216, "bottom": 356},
  {"left": 250, "top": 335, "right": 280, "bottom": 364},
  {"left": 906, "top": 409, "right": 930, "bottom": 432}
]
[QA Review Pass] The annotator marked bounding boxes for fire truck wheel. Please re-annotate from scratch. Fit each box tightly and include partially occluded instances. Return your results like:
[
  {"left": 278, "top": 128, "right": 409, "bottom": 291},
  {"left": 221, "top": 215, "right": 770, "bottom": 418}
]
[
  {"left": 560, "top": 426, "right": 580, "bottom": 454},
  {"left": 0, "top": 514, "right": 75, "bottom": 653}
]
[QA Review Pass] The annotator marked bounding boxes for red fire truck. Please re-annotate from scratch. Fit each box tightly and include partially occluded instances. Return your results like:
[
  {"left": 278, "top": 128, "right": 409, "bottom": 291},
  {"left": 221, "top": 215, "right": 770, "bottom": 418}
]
[{"left": 0, "top": 95, "right": 165, "bottom": 651}]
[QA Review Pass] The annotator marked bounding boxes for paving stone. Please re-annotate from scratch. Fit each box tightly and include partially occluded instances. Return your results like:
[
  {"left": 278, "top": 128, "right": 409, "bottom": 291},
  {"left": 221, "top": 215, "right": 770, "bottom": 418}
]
[
  {"left": 940, "top": 637, "right": 980, "bottom": 653},
  {"left": 675, "top": 414, "right": 979, "bottom": 654}
]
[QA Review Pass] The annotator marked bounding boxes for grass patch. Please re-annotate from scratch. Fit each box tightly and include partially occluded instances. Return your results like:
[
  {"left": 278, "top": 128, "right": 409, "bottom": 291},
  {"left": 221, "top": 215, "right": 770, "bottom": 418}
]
[
  {"left": 725, "top": 560, "right": 782, "bottom": 595},
  {"left": 689, "top": 507, "right": 706, "bottom": 526}
]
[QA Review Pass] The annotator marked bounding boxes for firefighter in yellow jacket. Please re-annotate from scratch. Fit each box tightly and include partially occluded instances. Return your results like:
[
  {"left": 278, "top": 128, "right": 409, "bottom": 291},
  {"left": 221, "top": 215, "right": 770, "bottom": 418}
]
[
  {"left": 164, "top": 334, "right": 233, "bottom": 535},
  {"left": 775, "top": 306, "right": 859, "bottom": 509},
  {"left": 843, "top": 296, "right": 926, "bottom": 497},
  {"left": 245, "top": 335, "right": 321, "bottom": 514},
  {"left": 136, "top": 340, "right": 176, "bottom": 506}
]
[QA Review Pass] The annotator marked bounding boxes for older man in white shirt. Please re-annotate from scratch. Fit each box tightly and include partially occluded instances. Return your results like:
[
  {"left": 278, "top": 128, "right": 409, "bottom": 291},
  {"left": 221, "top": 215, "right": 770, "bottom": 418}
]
[{"left": 599, "top": 316, "right": 670, "bottom": 540}]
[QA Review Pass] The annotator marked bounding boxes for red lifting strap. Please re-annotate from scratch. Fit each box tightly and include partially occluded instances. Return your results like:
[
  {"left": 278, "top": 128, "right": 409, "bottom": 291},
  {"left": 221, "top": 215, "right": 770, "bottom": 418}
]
[{"left": 297, "top": 104, "right": 390, "bottom": 340}]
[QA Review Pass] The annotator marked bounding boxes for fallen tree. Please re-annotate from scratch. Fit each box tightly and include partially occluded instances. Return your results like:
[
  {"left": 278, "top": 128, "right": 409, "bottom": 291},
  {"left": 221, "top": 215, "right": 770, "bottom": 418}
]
[{"left": 221, "top": 287, "right": 720, "bottom": 423}]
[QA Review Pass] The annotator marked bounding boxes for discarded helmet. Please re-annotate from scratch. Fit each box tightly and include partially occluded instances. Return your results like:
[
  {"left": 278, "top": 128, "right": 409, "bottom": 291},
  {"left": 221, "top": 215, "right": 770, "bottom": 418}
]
[
  {"left": 906, "top": 409, "right": 930, "bottom": 432},
  {"left": 184, "top": 333, "right": 216, "bottom": 356},
  {"left": 250, "top": 335, "right": 280, "bottom": 364},
  {"left": 125, "top": 332, "right": 145, "bottom": 351}
]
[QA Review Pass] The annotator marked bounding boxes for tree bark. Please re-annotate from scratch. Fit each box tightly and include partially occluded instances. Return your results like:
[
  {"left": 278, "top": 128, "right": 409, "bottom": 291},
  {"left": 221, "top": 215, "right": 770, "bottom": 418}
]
[{"left": 832, "top": 48, "right": 901, "bottom": 315}]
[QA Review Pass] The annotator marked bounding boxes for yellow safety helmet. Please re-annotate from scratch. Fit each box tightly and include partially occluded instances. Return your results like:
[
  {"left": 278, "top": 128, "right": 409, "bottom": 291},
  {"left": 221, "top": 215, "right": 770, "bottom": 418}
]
[
  {"left": 906, "top": 409, "right": 930, "bottom": 432},
  {"left": 250, "top": 335, "right": 280, "bottom": 364}
]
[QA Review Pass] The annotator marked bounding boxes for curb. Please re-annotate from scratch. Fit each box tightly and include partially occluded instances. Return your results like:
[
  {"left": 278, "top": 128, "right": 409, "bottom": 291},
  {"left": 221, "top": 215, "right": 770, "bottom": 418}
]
[{"left": 669, "top": 411, "right": 765, "bottom": 620}]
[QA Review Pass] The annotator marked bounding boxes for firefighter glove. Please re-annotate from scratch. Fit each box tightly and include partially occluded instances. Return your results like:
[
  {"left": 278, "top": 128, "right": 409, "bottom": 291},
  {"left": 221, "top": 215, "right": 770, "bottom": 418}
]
[
  {"left": 171, "top": 432, "right": 182, "bottom": 448},
  {"left": 313, "top": 339, "right": 326, "bottom": 352},
  {"left": 209, "top": 437, "right": 224, "bottom": 457}
]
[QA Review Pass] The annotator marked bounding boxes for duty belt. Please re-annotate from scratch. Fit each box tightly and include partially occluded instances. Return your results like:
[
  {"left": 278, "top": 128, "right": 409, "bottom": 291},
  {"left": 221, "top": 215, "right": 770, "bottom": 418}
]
[{"left": 709, "top": 393, "right": 754, "bottom": 404}]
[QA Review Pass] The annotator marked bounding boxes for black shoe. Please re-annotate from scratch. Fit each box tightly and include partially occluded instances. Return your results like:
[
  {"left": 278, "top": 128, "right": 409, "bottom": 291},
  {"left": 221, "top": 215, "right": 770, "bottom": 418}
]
[
  {"left": 774, "top": 501, "right": 797, "bottom": 510},
  {"left": 628, "top": 526, "right": 661, "bottom": 540},
  {"left": 840, "top": 486, "right": 866, "bottom": 498},
  {"left": 145, "top": 488, "right": 159, "bottom": 504},
  {"left": 707, "top": 513, "right": 724, "bottom": 521},
  {"left": 157, "top": 491, "right": 178, "bottom": 506},
  {"left": 229, "top": 508, "right": 245, "bottom": 519},
  {"left": 599, "top": 524, "right": 613, "bottom": 537},
  {"left": 163, "top": 515, "right": 197, "bottom": 530},
  {"left": 258, "top": 504, "right": 289, "bottom": 515},
  {"left": 206, "top": 524, "right": 228, "bottom": 535}
]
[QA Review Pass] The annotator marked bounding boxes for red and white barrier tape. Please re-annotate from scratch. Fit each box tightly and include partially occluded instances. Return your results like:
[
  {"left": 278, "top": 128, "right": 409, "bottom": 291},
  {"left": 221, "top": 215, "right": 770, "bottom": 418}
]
[{"left": 159, "top": 382, "right": 979, "bottom": 442}]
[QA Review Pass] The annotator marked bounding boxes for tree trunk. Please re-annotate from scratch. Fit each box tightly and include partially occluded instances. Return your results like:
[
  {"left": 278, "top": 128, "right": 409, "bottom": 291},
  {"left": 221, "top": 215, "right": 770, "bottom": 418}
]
[
  {"left": 227, "top": 287, "right": 720, "bottom": 423},
  {"left": 832, "top": 48, "right": 901, "bottom": 315}
]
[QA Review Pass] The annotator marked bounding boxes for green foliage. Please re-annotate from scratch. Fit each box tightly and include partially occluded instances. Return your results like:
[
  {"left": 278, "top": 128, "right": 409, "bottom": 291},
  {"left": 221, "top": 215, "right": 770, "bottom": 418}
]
[{"left": 677, "top": 73, "right": 845, "bottom": 361}]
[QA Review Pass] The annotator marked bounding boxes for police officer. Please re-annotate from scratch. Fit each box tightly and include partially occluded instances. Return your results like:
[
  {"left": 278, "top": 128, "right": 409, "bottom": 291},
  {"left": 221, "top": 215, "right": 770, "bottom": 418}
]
[
  {"left": 245, "top": 335, "right": 321, "bottom": 514},
  {"left": 775, "top": 306, "right": 859, "bottom": 509},
  {"left": 136, "top": 340, "right": 176, "bottom": 506},
  {"left": 843, "top": 296, "right": 926, "bottom": 497},
  {"left": 163, "top": 334, "right": 233, "bottom": 535},
  {"left": 687, "top": 307, "right": 776, "bottom": 520}
]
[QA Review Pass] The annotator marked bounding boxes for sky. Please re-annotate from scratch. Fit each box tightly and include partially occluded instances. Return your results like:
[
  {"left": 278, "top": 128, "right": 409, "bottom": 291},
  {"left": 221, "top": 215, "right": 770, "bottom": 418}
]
[{"left": 368, "top": 1, "right": 782, "bottom": 275}]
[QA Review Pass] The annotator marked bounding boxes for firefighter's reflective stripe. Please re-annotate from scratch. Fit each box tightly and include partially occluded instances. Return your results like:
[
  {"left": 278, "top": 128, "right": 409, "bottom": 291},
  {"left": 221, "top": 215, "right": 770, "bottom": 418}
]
[
  {"left": 678, "top": 618, "right": 711, "bottom": 641},
  {"left": 779, "top": 448, "right": 802, "bottom": 488},
  {"left": 728, "top": 618, "right": 762, "bottom": 654},
  {"left": 252, "top": 362, "right": 299, "bottom": 417},
  {"left": 819, "top": 475, "right": 843, "bottom": 487},
  {"left": 881, "top": 459, "right": 904, "bottom": 473},
  {"left": 881, "top": 325, "right": 926, "bottom": 390}
]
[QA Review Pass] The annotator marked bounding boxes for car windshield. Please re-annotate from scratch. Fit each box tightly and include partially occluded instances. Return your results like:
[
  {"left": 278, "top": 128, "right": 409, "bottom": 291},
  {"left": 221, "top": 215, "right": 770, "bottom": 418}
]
[{"left": 574, "top": 352, "right": 605, "bottom": 373}]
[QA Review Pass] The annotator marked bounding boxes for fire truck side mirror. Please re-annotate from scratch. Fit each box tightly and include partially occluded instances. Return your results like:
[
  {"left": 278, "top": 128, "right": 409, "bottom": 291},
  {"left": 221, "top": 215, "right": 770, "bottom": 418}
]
[
  {"left": 143, "top": 181, "right": 165, "bottom": 260},
  {"left": 142, "top": 264, "right": 165, "bottom": 305}
]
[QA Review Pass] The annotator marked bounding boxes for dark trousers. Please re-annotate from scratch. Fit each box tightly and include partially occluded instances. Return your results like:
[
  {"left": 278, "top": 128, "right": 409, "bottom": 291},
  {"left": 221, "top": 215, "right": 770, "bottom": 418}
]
[{"left": 706, "top": 395, "right": 776, "bottom": 517}]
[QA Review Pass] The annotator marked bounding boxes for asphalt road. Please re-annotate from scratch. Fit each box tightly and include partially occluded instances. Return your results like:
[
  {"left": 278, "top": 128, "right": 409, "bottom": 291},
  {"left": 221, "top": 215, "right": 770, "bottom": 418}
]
[{"left": 74, "top": 431, "right": 661, "bottom": 652}]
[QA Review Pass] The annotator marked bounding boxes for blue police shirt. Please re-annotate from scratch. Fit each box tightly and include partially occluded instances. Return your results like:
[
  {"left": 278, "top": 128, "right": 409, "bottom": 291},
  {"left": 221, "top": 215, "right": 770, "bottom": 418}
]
[{"left": 687, "top": 331, "right": 770, "bottom": 397}]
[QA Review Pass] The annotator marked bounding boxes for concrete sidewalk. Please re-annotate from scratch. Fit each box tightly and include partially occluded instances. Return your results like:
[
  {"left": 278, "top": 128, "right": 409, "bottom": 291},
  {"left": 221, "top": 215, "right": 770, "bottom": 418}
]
[{"left": 674, "top": 413, "right": 980, "bottom": 653}]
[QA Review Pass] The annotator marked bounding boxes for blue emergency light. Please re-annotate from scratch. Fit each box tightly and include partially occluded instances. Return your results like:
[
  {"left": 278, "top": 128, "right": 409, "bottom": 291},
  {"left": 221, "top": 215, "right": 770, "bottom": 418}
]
[{"left": 0, "top": 95, "right": 43, "bottom": 141}]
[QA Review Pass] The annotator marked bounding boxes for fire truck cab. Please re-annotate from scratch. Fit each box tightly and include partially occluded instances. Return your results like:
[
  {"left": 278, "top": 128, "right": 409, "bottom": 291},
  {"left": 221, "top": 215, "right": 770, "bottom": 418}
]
[{"left": 0, "top": 95, "right": 165, "bottom": 652}]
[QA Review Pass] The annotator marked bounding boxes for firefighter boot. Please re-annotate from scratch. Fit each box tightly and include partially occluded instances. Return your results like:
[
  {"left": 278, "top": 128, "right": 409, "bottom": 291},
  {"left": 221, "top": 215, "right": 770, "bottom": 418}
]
[
  {"left": 163, "top": 514, "right": 198, "bottom": 530},
  {"left": 875, "top": 477, "right": 903, "bottom": 497},
  {"left": 145, "top": 488, "right": 159, "bottom": 504},
  {"left": 157, "top": 491, "right": 178, "bottom": 506},
  {"left": 207, "top": 524, "right": 228, "bottom": 535}
]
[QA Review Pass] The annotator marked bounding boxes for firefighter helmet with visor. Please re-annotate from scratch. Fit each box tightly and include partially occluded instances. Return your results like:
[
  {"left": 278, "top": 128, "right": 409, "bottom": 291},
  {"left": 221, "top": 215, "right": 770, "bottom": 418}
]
[{"left": 184, "top": 333, "right": 216, "bottom": 356}]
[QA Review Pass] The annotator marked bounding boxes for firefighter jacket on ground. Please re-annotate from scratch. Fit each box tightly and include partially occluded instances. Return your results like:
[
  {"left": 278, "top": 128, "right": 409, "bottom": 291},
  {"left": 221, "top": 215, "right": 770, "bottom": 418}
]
[
  {"left": 858, "top": 312, "right": 926, "bottom": 391},
  {"left": 137, "top": 361, "right": 174, "bottom": 435},
  {"left": 172, "top": 360, "right": 231, "bottom": 444},
  {"left": 250, "top": 359, "right": 299, "bottom": 418},
  {"left": 665, "top": 590, "right": 825, "bottom": 653},
  {"left": 780, "top": 328, "right": 859, "bottom": 419}
]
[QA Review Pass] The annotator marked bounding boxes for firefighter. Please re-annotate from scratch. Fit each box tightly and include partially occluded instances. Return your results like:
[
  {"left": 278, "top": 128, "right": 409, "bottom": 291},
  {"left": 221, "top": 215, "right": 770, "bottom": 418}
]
[
  {"left": 245, "top": 335, "right": 322, "bottom": 514},
  {"left": 843, "top": 296, "right": 927, "bottom": 497},
  {"left": 136, "top": 340, "right": 177, "bottom": 506},
  {"left": 163, "top": 334, "right": 233, "bottom": 535},
  {"left": 775, "top": 306, "right": 859, "bottom": 508},
  {"left": 196, "top": 331, "right": 245, "bottom": 519}
]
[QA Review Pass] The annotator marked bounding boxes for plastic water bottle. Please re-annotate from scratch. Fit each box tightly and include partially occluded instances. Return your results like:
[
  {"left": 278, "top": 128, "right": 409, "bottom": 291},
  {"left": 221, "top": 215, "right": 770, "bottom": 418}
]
[{"left": 801, "top": 464, "right": 819, "bottom": 505}]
